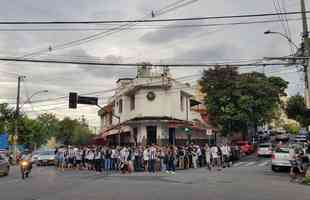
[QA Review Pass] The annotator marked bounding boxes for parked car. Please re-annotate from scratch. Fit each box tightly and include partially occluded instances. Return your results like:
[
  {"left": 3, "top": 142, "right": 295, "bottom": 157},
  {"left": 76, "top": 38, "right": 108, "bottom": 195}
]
[
  {"left": 31, "top": 150, "right": 43, "bottom": 164},
  {"left": 36, "top": 150, "right": 55, "bottom": 166},
  {"left": 271, "top": 147, "right": 290, "bottom": 172},
  {"left": 294, "top": 134, "right": 308, "bottom": 143},
  {"left": 275, "top": 134, "right": 289, "bottom": 141},
  {"left": 0, "top": 154, "right": 10, "bottom": 176},
  {"left": 235, "top": 141, "right": 253, "bottom": 155},
  {"left": 257, "top": 143, "right": 273, "bottom": 157}
]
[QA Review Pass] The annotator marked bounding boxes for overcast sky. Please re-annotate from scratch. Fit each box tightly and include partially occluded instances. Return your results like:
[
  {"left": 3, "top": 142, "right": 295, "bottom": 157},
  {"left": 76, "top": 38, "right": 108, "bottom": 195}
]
[{"left": 0, "top": 0, "right": 308, "bottom": 131}]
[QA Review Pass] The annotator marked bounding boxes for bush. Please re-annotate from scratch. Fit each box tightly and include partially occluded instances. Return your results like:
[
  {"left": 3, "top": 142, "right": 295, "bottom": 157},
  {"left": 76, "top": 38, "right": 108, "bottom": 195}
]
[{"left": 303, "top": 176, "right": 310, "bottom": 185}]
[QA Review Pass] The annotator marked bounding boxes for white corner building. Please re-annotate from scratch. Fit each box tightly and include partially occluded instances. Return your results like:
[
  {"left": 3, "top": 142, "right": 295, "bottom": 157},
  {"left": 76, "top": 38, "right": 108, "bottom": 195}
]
[{"left": 97, "top": 65, "right": 210, "bottom": 146}]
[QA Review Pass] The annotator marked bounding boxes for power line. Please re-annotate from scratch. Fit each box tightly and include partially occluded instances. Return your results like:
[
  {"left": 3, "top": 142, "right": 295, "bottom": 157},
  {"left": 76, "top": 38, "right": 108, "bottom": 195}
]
[
  {"left": 0, "top": 18, "right": 305, "bottom": 32},
  {"left": 0, "top": 11, "right": 308, "bottom": 25},
  {"left": 0, "top": 57, "right": 293, "bottom": 67},
  {"left": 0, "top": 0, "right": 197, "bottom": 69}
]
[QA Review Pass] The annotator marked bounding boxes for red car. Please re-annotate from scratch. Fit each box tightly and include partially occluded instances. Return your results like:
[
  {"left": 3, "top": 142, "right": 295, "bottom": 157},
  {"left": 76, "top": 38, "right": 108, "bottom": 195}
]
[{"left": 235, "top": 141, "right": 253, "bottom": 155}]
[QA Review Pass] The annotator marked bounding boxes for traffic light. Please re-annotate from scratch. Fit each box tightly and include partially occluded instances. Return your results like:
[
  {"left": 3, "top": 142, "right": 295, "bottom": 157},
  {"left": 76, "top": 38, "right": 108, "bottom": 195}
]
[{"left": 69, "top": 92, "right": 78, "bottom": 109}]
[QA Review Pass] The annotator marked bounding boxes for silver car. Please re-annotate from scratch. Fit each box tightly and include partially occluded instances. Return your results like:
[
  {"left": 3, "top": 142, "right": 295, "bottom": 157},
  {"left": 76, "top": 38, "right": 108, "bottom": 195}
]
[
  {"left": 257, "top": 143, "right": 273, "bottom": 156},
  {"left": 0, "top": 154, "right": 10, "bottom": 176},
  {"left": 36, "top": 150, "right": 55, "bottom": 166},
  {"left": 271, "top": 147, "right": 290, "bottom": 172}
]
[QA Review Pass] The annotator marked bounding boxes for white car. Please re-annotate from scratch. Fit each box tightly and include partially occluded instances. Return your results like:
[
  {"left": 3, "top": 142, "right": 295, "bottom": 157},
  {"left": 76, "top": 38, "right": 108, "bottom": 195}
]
[
  {"left": 36, "top": 150, "right": 55, "bottom": 166},
  {"left": 294, "top": 135, "right": 307, "bottom": 143},
  {"left": 257, "top": 143, "right": 272, "bottom": 156},
  {"left": 271, "top": 147, "right": 290, "bottom": 172}
]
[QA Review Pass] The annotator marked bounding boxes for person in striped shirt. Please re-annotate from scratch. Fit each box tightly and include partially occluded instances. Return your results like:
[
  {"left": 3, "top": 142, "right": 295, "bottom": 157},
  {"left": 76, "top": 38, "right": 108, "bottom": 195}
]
[{"left": 148, "top": 144, "right": 157, "bottom": 173}]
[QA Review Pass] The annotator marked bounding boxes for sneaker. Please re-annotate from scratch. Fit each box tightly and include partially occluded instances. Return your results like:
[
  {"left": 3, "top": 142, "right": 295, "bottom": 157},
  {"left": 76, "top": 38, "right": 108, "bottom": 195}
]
[
  {"left": 166, "top": 170, "right": 170, "bottom": 173},
  {"left": 171, "top": 171, "right": 175, "bottom": 174}
]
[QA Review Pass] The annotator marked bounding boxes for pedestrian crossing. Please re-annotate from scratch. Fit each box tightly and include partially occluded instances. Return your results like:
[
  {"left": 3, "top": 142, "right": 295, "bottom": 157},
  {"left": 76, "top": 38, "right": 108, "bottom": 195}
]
[{"left": 232, "top": 159, "right": 271, "bottom": 168}]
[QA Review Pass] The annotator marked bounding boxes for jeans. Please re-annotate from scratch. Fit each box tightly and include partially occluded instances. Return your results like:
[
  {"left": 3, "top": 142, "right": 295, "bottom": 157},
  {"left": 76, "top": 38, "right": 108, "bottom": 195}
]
[
  {"left": 160, "top": 159, "right": 166, "bottom": 172},
  {"left": 105, "top": 159, "right": 111, "bottom": 170},
  {"left": 148, "top": 159, "right": 156, "bottom": 173},
  {"left": 134, "top": 156, "right": 140, "bottom": 171},
  {"left": 95, "top": 159, "right": 101, "bottom": 172},
  {"left": 168, "top": 158, "right": 175, "bottom": 172},
  {"left": 101, "top": 159, "right": 105, "bottom": 170}
]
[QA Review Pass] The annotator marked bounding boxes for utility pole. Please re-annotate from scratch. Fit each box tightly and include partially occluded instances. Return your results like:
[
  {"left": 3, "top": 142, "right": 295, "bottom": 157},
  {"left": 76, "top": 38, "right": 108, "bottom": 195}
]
[
  {"left": 301, "top": 0, "right": 310, "bottom": 108},
  {"left": 13, "top": 75, "right": 25, "bottom": 162}
]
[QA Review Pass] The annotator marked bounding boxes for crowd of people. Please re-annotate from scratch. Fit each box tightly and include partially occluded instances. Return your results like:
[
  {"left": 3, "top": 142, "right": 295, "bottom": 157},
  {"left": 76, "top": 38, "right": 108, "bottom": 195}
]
[
  {"left": 54, "top": 143, "right": 236, "bottom": 174},
  {"left": 288, "top": 144, "right": 310, "bottom": 182}
]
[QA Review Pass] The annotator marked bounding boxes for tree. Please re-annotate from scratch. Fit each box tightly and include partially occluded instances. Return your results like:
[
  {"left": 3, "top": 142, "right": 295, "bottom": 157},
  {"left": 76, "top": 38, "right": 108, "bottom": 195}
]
[
  {"left": 36, "top": 113, "right": 60, "bottom": 138},
  {"left": 17, "top": 116, "right": 50, "bottom": 149},
  {"left": 200, "top": 66, "right": 288, "bottom": 137},
  {"left": 284, "top": 122, "right": 300, "bottom": 135},
  {"left": 57, "top": 117, "right": 94, "bottom": 145},
  {"left": 285, "top": 94, "right": 310, "bottom": 126},
  {"left": 0, "top": 103, "right": 15, "bottom": 134}
]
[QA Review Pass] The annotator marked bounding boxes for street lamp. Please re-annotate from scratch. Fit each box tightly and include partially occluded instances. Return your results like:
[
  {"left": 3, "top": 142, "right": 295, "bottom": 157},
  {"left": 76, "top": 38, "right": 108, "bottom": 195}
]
[
  {"left": 20, "top": 90, "right": 49, "bottom": 109},
  {"left": 12, "top": 89, "right": 48, "bottom": 162},
  {"left": 264, "top": 30, "right": 299, "bottom": 50}
]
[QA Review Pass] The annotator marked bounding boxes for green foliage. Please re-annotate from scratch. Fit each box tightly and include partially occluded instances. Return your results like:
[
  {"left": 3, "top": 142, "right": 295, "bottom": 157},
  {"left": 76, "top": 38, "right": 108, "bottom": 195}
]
[
  {"left": 200, "top": 66, "right": 288, "bottom": 136},
  {"left": 284, "top": 122, "right": 300, "bottom": 135},
  {"left": 303, "top": 176, "right": 310, "bottom": 185},
  {"left": 285, "top": 95, "right": 310, "bottom": 126},
  {"left": 0, "top": 102, "right": 94, "bottom": 148},
  {"left": 57, "top": 117, "right": 94, "bottom": 146},
  {"left": 0, "top": 103, "right": 15, "bottom": 134}
]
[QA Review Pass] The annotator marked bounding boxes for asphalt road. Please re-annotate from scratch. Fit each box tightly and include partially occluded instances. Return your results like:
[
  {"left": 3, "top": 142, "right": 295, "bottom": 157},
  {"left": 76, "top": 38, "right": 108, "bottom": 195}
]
[{"left": 0, "top": 156, "right": 309, "bottom": 200}]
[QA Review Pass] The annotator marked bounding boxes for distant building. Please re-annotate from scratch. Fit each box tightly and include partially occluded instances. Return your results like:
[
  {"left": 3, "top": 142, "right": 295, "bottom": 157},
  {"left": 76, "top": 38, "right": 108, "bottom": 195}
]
[{"left": 96, "top": 65, "right": 211, "bottom": 146}]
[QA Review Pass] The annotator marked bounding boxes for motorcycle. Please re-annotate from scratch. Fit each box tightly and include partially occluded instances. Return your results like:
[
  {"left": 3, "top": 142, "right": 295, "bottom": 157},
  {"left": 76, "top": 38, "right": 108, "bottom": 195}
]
[{"left": 20, "top": 160, "right": 31, "bottom": 179}]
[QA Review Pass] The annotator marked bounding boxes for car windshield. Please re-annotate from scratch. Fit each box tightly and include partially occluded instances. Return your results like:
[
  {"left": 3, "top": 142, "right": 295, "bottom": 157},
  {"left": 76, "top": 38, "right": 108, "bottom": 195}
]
[
  {"left": 275, "top": 148, "right": 289, "bottom": 153},
  {"left": 40, "top": 151, "right": 54, "bottom": 155},
  {"left": 259, "top": 144, "right": 270, "bottom": 148}
]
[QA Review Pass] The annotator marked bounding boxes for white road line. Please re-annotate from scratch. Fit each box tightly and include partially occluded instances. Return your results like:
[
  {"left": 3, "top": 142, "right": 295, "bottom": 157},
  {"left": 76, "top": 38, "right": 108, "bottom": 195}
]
[
  {"left": 0, "top": 179, "right": 20, "bottom": 185},
  {"left": 258, "top": 161, "right": 270, "bottom": 167},
  {"left": 244, "top": 161, "right": 256, "bottom": 167},
  {"left": 233, "top": 162, "right": 245, "bottom": 167}
]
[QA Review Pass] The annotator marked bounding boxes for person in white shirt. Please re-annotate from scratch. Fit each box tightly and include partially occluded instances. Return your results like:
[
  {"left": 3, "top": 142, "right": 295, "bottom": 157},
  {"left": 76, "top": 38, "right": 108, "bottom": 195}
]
[
  {"left": 196, "top": 146, "right": 203, "bottom": 168},
  {"left": 211, "top": 145, "right": 219, "bottom": 168},
  {"left": 94, "top": 148, "right": 102, "bottom": 173},
  {"left": 192, "top": 147, "right": 198, "bottom": 169},
  {"left": 143, "top": 147, "right": 149, "bottom": 172},
  {"left": 148, "top": 144, "right": 157, "bottom": 173},
  {"left": 204, "top": 144, "right": 211, "bottom": 170},
  {"left": 86, "top": 149, "right": 94, "bottom": 170},
  {"left": 221, "top": 144, "right": 230, "bottom": 168}
]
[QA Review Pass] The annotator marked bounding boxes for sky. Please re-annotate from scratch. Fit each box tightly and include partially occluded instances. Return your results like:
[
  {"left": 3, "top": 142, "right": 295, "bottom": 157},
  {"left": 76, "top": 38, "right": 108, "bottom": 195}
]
[{"left": 0, "top": 0, "right": 308, "bottom": 131}]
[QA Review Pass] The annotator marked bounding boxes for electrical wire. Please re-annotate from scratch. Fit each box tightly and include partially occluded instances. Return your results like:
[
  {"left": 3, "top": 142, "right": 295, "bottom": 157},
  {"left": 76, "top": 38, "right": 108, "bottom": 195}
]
[
  {"left": 0, "top": 11, "right": 307, "bottom": 25},
  {"left": 0, "top": 57, "right": 292, "bottom": 67},
  {"left": 0, "top": 18, "right": 305, "bottom": 32}
]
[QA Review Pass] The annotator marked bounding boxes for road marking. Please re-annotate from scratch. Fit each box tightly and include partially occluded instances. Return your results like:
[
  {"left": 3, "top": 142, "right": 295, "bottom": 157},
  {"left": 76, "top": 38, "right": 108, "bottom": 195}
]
[
  {"left": 258, "top": 161, "right": 270, "bottom": 167},
  {"left": 244, "top": 161, "right": 256, "bottom": 167},
  {"left": 0, "top": 179, "right": 20, "bottom": 185},
  {"left": 233, "top": 162, "right": 245, "bottom": 167}
]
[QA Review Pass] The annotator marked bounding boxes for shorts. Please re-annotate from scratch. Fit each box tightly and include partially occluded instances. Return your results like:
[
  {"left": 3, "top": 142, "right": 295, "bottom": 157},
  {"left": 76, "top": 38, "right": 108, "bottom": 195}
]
[{"left": 68, "top": 158, "right": 74, "bottom": 164}]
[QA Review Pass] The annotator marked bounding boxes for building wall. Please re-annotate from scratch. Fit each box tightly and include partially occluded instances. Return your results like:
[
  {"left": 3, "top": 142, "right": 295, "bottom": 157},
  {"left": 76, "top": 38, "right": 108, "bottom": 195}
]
[{"left": 100, "top": 77, "right": 204, "bottom": 133}]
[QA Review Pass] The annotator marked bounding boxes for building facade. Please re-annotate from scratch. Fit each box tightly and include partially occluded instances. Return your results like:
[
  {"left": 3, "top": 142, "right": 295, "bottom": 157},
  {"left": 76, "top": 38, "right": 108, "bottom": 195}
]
[{"left": 97, "top": 66, "right": 210, "bottom": 146}]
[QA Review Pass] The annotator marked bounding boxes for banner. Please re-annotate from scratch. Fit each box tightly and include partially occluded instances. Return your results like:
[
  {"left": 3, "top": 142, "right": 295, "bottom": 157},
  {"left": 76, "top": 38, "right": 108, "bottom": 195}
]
[{"left": 0, "top": 132, "right": 9, "bottom": 150}]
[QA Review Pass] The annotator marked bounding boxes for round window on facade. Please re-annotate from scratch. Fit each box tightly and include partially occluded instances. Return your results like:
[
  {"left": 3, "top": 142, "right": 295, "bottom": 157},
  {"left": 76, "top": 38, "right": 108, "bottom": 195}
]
[{"left": 146, "top": 91, "right": 156, "bottom": 101}]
